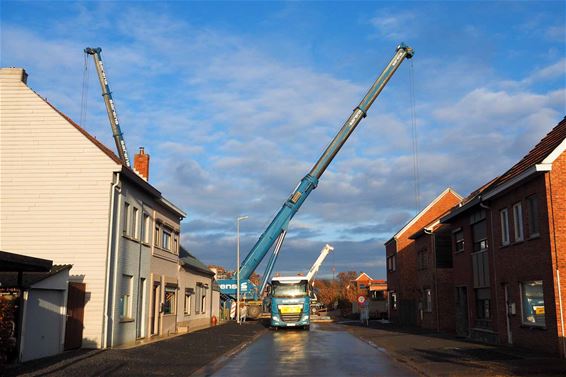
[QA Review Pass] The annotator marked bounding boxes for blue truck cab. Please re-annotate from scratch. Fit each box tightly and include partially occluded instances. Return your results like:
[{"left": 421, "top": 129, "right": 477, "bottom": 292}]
[{"left": 270, "top": 276, "right": 310, "bottom": 330}]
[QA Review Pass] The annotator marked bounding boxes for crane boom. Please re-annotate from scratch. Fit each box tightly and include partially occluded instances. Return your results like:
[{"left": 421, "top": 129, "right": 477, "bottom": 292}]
[
  {"left": 306, "top": 244, "right": 334, "bottom": 282},
  {"left": 238, "top": 43, "right": 413, "bottom": 281},
  {"left": 84, "top": 47, "right": 131, "bottom": 167}
]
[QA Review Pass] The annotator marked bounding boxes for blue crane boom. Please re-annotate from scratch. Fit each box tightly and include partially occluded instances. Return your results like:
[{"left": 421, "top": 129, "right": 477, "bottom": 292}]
[
  {"left": 85, "top": 47, "right": 131, "bottom": 167},
  {"left": 238, "top": 43, "right": 414, "bottom": 283}
]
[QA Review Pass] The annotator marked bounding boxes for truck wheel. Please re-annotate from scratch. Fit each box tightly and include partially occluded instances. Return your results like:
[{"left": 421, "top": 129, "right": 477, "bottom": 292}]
[{"left": 248, "top": 305, "right": 261, "bottom": 318}]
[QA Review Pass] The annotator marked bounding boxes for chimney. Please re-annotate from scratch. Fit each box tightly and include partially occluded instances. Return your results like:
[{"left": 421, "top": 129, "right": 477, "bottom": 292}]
[
  {"left": 0, "top": 68, "right": 28, "bottom": 85},
  {"left": 134, "top": 147, "right": 150, "bottom": 181}
]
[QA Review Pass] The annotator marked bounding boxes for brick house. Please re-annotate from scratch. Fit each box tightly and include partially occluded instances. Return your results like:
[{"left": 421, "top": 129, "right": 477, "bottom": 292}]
[
  {"left": 349, "top": 273, "right": 388, "bottom": 318},
  {"left": 385, "top": 188, "right": 462, "bottom": 326},
  {"left": 440, "top": 117, "right": 566, "bottom": 356}
]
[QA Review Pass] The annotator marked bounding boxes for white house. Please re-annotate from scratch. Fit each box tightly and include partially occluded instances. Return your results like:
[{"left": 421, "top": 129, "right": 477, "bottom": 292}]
[{"left": 0, "top": 68, "right": 197, "bottom": 348}]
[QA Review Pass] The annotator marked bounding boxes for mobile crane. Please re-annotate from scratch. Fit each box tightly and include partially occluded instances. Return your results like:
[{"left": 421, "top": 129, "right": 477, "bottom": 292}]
[
  {"left": 84, "top": 47, "right": 131, "bottom": 167},
  {"left": 218, "top": 43, "right": 414, "bottom": 319}
]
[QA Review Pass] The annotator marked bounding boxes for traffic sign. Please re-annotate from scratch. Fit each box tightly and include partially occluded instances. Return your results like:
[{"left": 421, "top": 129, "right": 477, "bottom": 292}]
[{"left": 357, "top": 295, "right": 366, "bottom": 304}]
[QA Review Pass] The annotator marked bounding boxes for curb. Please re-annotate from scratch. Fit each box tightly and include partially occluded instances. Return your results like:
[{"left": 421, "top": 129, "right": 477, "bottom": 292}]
[{"left": 190, "top": 327, "right": 268, "bottom": 377}]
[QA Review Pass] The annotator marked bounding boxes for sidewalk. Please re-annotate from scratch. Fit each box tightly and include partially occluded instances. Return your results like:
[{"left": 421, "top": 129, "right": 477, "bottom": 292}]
[
  {"left": 339, "top": 320, "right": 566, "bottom": 377},
  {"left": 3, "top": 321, "right": 266, "bottom": 377}
]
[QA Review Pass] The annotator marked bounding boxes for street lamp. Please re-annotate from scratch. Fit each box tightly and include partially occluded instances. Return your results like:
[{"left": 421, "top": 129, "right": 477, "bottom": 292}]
[{"left": 236, "top": 215, "right": 248, "bottom": 324}]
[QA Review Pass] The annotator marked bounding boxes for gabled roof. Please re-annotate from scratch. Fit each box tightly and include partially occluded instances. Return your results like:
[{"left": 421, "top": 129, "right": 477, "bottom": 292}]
[
  {"left": 442, "top": 117, "right": 566, "bottom": 223},
  {"left": 490, "top": 117, "right": 566, "bottom": 188},
  {"left": 386, "top": 188, "right": 462, "bottom": 244},
  {"left": 38, "top": 75, "right": 186, "bottom": 218},
  {"left": 354, "top": 272, "right": 373, "bottom": 281},
  {"left": 179, "top": 246, "right": 214, "bottom": 276}
]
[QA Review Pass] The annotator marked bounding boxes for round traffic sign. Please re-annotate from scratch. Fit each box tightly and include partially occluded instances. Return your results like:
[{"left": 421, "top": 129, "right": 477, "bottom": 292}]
[{"left": 357, "top": 295, "right": 366, "bottom": 304}]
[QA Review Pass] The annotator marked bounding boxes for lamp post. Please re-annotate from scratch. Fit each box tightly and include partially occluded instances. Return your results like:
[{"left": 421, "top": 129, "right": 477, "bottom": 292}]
[{"left": 236, "top": 215, "right": 248, "bottom": 324}]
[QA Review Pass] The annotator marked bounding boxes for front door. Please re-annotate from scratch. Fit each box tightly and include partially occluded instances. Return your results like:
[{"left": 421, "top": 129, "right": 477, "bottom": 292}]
[
  {"left": 64, "top": 282, "right": 85, "bottom": 350},
  {"left": 150, "top": 283, "right": 160, "bottom": 336},
  {"left": 455, "top": 286, "right": 469, "bottom": 337}
]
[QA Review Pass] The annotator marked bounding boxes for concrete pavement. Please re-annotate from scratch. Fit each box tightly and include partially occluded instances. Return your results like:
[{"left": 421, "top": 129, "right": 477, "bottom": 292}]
[{"left": 340, "top": 320, "right": 566, "bottom": 377}]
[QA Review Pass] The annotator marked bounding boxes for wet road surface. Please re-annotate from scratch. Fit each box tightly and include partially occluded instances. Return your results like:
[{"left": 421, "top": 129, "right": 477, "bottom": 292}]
[{"left": 212, "top": 323, "right": 418, "bottom": 377}]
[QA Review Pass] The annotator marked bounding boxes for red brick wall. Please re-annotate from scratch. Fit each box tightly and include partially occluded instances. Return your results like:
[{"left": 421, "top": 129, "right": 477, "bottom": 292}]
[
  {"left": 386, "top": 190, "right": 461, "bottom": 325},
  {"left": 491, "top": 174, "right": 559, "bottom": 354},
  {"left": 548, "top": 150, "right": 566, "bottom": 357}
]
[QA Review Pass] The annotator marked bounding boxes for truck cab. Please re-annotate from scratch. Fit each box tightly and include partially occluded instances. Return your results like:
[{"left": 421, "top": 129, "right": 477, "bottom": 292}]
[{"left": 270, "top": 276, "right": 310, "bottom": 330}]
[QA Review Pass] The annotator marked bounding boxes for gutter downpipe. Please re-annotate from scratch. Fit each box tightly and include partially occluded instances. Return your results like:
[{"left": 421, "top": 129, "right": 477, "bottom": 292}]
[
  {"left": 103, "top": 172, "right": 121, "bottom": 348},
  {"left": 548, "top": 173, "right": 565, "bottom": 356},
  {"left": 425, "top": 228, "right": 440, "bottom": 333},
  {"left": 479, "top": 198, "right": 499, "bottom": 336}
]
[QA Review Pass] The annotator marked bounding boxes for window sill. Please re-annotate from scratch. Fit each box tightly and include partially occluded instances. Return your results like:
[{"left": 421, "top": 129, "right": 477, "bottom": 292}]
[
  {"left": 520, "top": 323, "right": 546, "bottom": 330},
  {"left": 528, "top": 234, "right": 540, "bottom": 241},
  {"left": 120, "top": 318, "right": 135, "bottom": 323},
  {"left": 513, "top": 239, "right": 524, "bottom": 245},
  {"left": 123, "top": 234, "right": 141, "bottom": 243},
  {"left": 162, "top": 313, "right": 176, "bottom": 317}
]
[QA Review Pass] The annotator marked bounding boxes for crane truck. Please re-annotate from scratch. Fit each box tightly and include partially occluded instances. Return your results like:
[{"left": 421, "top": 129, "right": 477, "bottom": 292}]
[
  {"left": 269, "top": 244, "right": 333, "bottom": 330},
  {"left": 84, "top": 47, "right": 131, "bottom": 167},
  {"left": 217, "top": 43, "right": 414, "bottom": 319}
]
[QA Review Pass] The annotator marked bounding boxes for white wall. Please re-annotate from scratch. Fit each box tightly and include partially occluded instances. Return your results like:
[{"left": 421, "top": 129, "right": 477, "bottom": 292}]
[{"left": 0, "top": 68, "right": 120, "bottom": 347}]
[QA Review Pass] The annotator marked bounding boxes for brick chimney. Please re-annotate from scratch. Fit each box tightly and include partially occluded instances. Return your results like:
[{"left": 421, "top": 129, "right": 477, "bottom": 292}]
[{"left": 134, "top": 147, "right": 150, "bottom": 181}]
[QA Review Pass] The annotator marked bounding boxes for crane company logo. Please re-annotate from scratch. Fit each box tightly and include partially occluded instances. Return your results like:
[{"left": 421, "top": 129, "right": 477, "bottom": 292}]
[{"left": 219, "top": 282, "right": 248, "bottom": 291}]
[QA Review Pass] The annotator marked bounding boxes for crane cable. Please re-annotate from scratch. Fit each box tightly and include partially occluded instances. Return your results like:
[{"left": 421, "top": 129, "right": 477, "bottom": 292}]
[
  {"left": 80, "top": 52, "right": 90, "bottom": 127},
  {"left": 409, "top": 60, "right": 421, "bottom": 214}
]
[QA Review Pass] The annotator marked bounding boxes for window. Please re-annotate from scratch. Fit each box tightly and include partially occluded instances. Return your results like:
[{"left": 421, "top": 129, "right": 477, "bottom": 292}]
[
  {"left": 143, "top": 213, "right": 151, "bottom": 244},
  {"left": 163, "top": 286, "right": 176, "bottom": 315},
  {"left": 500, "top": 208, "right": 510, "bottom": 245},
  {"left": 417, "top": 248, "right": 428, "bottom": 270},
  {"left": 124, "top": 202, "right": 131, "bottom": 236},
  {"left": 173, "top": 233, "right": 179, "bottom": 254},
  {"left": 390, "top": 292, "right": 398, "bottom": 310},
  {"left": 521, "top": 280, "right": 545, "bottom": 327},
  {"left": 132, "top": 207, "right": 139, "bottom": 239},
  {"left": 454, "top": 229, "right": 464, "bottom": 253},
  {"left": 475, "top": 288, "right": 491, "bottom": 320},
  {"left": 154, "top": 225, "right": 160, "bottom": 247},
  {"left": 513, "top": 202, "right": 524, "bottom": 241},
  {"left": 120, "top": 275, "right": 133, "bottom": 319},
  {"left": 387, "top": 255, "right": 396, "bottom": 272},
  {"left": 359, "top": 284, "right": 366, "bottom": 289},
  {"left": 424, "top": 289, "right": 432, "bottom": 312},
  {"left": 195, "top": 284, "right": 202, "bottom": 313},
  {"left": 162, "top": 229, "right": 171, "bottom": 250},
  {"left": 472, "top": 220, "right": 488, "bottom": 252},
  {"left": 201, "top": 284, "right": 208, "bottom": 313},
  {"left": 184, "top": 288, "right": 194, "bottom": 315},
  {"left": 527, "top": 195, "right": 540, "bottom": 237}
]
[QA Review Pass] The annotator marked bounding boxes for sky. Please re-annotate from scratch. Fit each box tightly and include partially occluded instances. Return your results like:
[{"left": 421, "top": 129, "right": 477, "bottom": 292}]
[{"left": 1, "top": 1, "right": 565, "bottom": 280}]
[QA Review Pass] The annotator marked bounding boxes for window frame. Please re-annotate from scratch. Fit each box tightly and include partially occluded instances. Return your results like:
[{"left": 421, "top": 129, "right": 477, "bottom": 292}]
[
  {"left": 520, "top": 280, "right": 546, "bottom": 328},
  {"left": 513, "top": 202, "right": 524, "bottom": 242},
  {"left": 123, "top": 202, "right": 131, "bottom": 236},
  {"left": 132, "top": 207, "right": 139, "bottom": 239},
  {"left": 162, "top": 229, "right": 172, "bottom": 251},
  {"left": 184, "top": 288, "right": 194, "bottom": 315},
  {"left": 143, "top": 213, "right": 151, "bottom": 244},
  {"left": 163, "top": 286, "right": 177, "bottom": 315},
  {"left": 500, "top": 208, "right": 510, "bottom": 246},
  {"left": 454, "top": 228, "right": 464, "bottom": 253},
  {"left": 119, "top": 274, "right": 133, "bottom": 320}
]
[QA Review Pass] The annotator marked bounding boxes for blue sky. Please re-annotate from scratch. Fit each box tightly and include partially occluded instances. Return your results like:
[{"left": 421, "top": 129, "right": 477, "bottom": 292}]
[{"left": 2, "top": 1, "right": 565, "bottom": 280}]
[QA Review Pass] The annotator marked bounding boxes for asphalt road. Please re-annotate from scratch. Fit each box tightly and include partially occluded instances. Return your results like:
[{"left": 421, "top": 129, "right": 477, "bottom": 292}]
[{"left": 210, "top": 323, "right": 418, "bottom": 377}]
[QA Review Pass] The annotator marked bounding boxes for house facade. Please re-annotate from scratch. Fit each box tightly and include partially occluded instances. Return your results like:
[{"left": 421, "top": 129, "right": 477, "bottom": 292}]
[
  {"left": 440, "top": 117, "right": 566, "bottom": 356},
  {"left": 0, "top": 68, "right": 216, "bottom": 349},
  {"left": 385, "top": 188, "right": 462, "bottom": 326}
]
